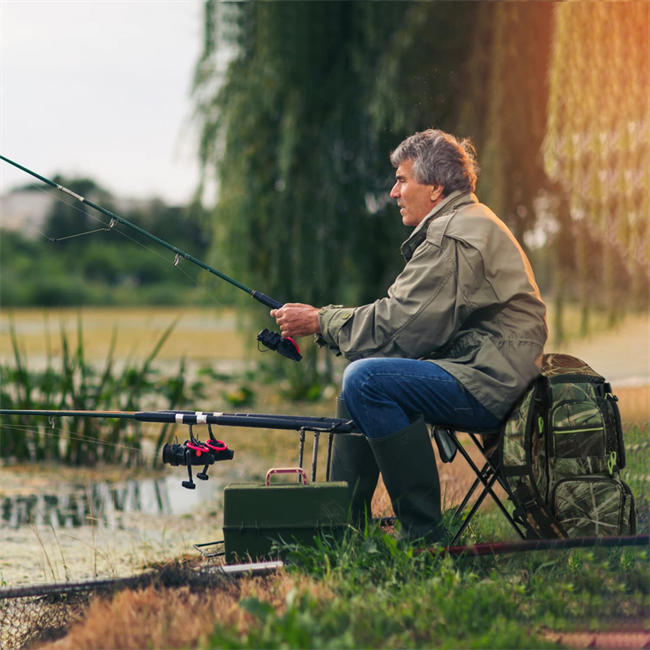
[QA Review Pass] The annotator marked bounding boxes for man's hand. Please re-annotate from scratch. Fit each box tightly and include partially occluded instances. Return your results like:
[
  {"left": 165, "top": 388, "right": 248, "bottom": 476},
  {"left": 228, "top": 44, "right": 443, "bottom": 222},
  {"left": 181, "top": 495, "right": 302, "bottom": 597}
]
[{"left": 270, "top": 303, "right": 321, "bottom": 338}]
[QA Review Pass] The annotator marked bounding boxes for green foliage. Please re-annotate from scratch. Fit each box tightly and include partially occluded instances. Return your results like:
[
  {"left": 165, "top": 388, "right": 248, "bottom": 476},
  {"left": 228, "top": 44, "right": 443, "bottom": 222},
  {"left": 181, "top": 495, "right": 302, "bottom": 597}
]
[
  {"left": 203, "top": 422, "right": 649, "bottom": 648},
  {"left": 0, "top": 183, "right": 212, "bottom": 307},
  {"left": 222, "top": 384, "right": 255, "bottom": 408},
  {"left": 194, "top": 3, "right": 496, "bottom": 311},
  {"left": 0, "top": 317, "right": 204, "bottom": 466},
  {"left": 205, "top": 520, "right": 649, "bottom": 648},
  {"left": 195, "top": 2, "right": 407, "bottom": 309}
]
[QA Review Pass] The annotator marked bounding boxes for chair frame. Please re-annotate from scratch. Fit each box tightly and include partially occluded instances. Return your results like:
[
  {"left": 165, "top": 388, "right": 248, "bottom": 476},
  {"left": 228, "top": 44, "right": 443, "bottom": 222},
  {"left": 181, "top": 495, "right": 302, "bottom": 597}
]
[
  {"left": 317, "top": 423, "right": 535, "bottom": 543},
  {"left": 439, "top": 428, "right": 531, "bottom": 544}
]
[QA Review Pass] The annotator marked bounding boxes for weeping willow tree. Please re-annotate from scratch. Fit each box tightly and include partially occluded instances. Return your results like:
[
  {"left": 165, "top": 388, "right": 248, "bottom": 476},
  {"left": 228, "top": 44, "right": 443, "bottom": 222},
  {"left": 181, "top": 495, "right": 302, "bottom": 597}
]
[
  {"left": 193, "top": 2, "right": 479, "bottom": 305},
  {"left": 192, "top": 2, "right": 403, "bottom": 392},
  {"left": 194, "top": 2, "right": 412, "bottom": 306},
  {"left": 192, "top": 1, "right": 478, "bottom": 393},
  {"left": 543, "top": 1, "right": 649, "bottom": 335},
  {"left": 461, "top": 3, "right": 553, "bottom": 244},
  {"left": 192, "top": 1, "right": 586, "bottom": 391}
]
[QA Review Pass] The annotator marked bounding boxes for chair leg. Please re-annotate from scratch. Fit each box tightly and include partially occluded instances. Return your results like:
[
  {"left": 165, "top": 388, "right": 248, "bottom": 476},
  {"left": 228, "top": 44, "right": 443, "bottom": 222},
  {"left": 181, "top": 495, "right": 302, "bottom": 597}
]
[
  {"left": 450, "top": 460, "right": 494, "bottom": 539},
  {"left": 448, "top": 432, "right": 528, "bottom": 543},
  {"left": 451, "top": 470, "right": 501, "bottom": 544},
  {"left": 452, "top": 462, "right": 491, "bottom": 522}
]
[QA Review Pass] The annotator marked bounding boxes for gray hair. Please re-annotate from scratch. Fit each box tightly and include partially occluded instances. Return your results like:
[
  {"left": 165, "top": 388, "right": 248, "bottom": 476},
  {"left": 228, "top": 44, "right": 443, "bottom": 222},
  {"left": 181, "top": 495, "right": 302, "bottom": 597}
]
[{"left": 390, "top": 129, "right": 479, "bottom": 195}]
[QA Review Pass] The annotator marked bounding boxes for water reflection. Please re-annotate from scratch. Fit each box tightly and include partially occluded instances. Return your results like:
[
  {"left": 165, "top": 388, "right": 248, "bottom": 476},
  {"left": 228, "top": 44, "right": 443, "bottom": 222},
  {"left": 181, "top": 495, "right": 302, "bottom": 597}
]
[{"left": 0, "top": 475, "right": 221, "bottom": 530}]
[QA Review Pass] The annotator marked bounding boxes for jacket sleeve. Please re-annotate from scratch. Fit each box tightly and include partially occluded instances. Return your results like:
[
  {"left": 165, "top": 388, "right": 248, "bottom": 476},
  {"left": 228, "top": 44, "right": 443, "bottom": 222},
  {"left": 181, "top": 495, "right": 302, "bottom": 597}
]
[{"left": 317, "top": 237, "right": 494, "bottom": 361}]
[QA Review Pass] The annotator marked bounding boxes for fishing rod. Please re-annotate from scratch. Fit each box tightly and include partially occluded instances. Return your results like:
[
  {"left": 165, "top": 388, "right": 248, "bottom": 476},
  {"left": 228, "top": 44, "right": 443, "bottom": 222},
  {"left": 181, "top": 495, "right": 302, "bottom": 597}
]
[
  {"left": 424, "top": 534, "right": 650, "bottom": 557},
  {"left": 0, "top": 408, "right": 355, "bottom": 431},
  {"left": 0, "top": 408, "right": 355, "bottom": 487},
  {"left": 0, "top": 154, "right": 301, "bottom": 362}
]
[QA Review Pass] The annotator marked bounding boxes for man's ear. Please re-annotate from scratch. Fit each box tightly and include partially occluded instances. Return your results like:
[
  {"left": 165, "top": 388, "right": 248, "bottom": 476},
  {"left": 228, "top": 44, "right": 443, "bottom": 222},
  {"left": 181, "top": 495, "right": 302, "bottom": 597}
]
[{"left": 431, "top": 185, "right": 444, "bottom": 203}]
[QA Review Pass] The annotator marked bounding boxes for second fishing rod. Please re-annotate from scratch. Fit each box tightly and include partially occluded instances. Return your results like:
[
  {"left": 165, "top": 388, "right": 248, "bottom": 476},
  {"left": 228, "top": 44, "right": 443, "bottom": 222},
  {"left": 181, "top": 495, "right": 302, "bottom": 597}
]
[{"left": 0, "top": 154, "right": 301, "bottom": 361}]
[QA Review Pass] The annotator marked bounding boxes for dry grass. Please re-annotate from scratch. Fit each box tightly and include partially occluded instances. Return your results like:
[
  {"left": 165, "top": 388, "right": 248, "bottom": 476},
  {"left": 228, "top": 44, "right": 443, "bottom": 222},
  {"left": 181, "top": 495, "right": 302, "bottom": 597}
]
[
  {"left": 40, "top": 570, "right": 333, "bottom": 650},
  {"left": 615, "top": 385, "right": 650, "bottom": 426},
  {"left": 0, "top": 307, "right": 247, "bottom": 363}
]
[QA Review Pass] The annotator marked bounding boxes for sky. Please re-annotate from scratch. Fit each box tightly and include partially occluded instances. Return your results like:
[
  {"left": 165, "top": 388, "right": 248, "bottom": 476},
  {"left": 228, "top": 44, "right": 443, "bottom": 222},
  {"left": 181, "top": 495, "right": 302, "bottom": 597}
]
[{"left": 0, "top": 0, "right": 204, "bottom": 205}]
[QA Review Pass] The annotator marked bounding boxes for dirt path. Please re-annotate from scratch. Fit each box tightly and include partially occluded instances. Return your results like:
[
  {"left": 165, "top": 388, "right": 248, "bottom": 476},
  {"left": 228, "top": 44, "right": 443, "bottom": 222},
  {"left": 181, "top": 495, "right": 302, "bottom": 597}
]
[
  {"left": 541, "top": 628, "right": 650, "bottom": 649},
  {"left": 554, "top": 313, "right": 649, "bottom": 388}
]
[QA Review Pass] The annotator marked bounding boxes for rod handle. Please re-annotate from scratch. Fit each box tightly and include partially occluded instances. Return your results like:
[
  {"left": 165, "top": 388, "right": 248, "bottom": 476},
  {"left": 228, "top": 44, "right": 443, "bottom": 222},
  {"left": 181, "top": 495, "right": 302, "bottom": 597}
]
[{"left": 251, "top": 290, "right": 283, "bottom": 310}]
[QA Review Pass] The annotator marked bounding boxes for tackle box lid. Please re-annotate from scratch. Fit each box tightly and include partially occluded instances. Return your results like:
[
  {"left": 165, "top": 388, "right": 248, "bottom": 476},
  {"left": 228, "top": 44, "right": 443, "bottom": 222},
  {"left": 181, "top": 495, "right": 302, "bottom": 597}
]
[{"left": 224, "top": 480, "right": 350, "bottom": 528}]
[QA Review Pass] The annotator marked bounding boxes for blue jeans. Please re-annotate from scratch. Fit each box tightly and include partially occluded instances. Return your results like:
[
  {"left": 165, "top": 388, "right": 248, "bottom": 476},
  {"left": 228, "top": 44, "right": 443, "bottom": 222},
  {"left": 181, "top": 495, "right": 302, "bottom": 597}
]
[{"left": 341, "top": 358, "right": 501, "bottom": 438}]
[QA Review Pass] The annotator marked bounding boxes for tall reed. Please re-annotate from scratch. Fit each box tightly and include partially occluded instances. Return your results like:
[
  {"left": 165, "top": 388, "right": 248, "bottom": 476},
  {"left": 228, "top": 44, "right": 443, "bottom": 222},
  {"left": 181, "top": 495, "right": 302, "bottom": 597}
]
[{"left": 0, "top": 316, "right": 199, "bottom": 466}]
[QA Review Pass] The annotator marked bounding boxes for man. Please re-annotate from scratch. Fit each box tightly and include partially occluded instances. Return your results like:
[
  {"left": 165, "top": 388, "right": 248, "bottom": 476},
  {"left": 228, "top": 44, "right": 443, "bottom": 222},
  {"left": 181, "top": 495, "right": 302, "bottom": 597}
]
[{"left": 271, "top": 128, "right": 547, "bottom": 542}]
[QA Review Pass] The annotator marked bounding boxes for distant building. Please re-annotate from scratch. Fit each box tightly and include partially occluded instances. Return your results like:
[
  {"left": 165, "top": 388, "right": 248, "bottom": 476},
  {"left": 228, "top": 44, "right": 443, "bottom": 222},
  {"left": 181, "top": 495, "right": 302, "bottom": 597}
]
[
  {"left": 0, "top": 189, "right": 55, "bottom": 239},
  {"left": 0, "top": 188, "right": 161, "bottom": 241}
]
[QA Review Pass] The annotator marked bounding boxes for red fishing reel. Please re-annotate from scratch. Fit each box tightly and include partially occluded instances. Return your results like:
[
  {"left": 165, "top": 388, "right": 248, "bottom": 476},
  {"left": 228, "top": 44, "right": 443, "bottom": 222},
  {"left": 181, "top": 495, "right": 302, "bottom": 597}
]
[
  {"left": 257, "top": 329, "right": 302, "bottom": 362},
  {"left": 162, "top": 424, "right": 234, "bottom": 489}
]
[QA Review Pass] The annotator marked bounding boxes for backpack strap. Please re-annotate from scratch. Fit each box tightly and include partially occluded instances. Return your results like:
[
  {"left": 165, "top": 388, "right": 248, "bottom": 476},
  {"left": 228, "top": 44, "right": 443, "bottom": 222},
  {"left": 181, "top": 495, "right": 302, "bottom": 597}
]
[
  {"left": 500, "top": 374, "right": 569, "bottom": 539},
  {"left": 512, "top": 483, "right": 568, "bottom": 538}
]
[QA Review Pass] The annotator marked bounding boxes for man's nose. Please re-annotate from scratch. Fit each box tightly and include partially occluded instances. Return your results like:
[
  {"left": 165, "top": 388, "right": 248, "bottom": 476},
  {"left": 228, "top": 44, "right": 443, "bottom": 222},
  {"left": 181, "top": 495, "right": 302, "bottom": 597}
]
[{"left": 390, "top": 183, "right": 400, "bottom": 198}]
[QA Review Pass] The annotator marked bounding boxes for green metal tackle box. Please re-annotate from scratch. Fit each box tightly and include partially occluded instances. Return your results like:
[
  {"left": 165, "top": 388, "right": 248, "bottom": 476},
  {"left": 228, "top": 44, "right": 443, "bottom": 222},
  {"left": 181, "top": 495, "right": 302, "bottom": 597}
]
[{"left": 223, "top": 468, "right": 350, "bottom": 564}]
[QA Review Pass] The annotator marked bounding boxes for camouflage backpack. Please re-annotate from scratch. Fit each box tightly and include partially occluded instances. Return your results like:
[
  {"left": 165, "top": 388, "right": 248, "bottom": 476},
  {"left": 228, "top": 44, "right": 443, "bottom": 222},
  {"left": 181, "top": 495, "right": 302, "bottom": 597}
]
[{"left": 500, "top": 353, "right": 636, "bottom": 538}]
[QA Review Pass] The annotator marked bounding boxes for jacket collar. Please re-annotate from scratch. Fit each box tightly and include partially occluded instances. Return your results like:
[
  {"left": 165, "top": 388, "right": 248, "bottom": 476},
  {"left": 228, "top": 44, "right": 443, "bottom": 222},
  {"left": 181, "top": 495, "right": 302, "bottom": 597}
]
[{"left": 400, "top": 191, "right": 477, "bottom": 260}]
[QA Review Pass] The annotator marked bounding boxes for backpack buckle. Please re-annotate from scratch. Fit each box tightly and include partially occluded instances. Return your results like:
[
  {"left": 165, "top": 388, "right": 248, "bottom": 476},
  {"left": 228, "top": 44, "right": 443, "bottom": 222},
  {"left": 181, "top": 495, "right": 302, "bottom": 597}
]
[{"left": 607, "top": 451, "right": 618, "bottom": 475}]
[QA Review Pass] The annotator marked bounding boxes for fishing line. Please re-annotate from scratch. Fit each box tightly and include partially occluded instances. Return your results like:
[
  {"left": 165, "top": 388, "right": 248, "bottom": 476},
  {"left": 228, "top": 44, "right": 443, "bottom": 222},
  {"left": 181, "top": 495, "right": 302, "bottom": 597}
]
[
  {"left": 8, "top": 179, "right": 195, "bottom": 283},
  {"left": 96, "top": 221, "right": 202, "bottom": 286},
  {"left": 26, "top": 182, "right": 202, "bottom": 286},
  {"left": 23, "top": 180, "right": 110, "bottom": 240},
  {"left": 1, "top": 154, "right": 301, "bottom": 361},
  {"left": 0, "top": 423, "right": 143, "bottom": 456},
  {"left": 47, "top": 220, "right": 117, "bottom": 243}
]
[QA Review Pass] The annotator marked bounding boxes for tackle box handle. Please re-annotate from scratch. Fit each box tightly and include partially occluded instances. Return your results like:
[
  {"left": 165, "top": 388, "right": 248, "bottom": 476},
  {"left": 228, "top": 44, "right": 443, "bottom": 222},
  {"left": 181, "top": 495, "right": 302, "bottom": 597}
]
[{"left": 265, "top": 467, "right": 308, "bottom": 485}]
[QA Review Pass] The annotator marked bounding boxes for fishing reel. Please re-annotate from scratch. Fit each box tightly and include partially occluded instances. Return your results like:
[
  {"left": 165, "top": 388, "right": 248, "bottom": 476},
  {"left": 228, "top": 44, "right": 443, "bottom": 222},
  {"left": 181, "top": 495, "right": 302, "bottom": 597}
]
[
  {"left": 257, "top": 329, "right": 302, "bottom": 362},
  {"left": 162, "top": 424, "right": 234, "bottom": 489}
]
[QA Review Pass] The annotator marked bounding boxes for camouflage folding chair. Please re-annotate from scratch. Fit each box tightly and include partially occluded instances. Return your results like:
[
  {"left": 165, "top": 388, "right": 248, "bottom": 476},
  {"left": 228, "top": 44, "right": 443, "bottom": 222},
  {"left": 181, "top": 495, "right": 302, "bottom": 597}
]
[{"left": 432, "top": 423, "right": 530, "bottom": 544}]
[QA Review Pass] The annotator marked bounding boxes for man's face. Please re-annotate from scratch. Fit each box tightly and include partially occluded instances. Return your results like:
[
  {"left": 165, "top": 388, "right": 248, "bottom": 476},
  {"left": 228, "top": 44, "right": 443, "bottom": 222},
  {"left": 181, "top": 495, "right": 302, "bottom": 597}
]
[{"left": 390, "top": 159, "right": 443, "bottom": 227}]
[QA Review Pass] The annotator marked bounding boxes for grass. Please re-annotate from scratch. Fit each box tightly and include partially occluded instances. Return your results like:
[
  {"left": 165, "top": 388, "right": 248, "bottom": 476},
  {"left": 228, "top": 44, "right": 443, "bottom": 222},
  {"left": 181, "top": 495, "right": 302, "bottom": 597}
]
[
  {"left": 200, "top": 421, "right": 648, "bottom": 649},
  {"left": 38, "top": 526, "right": 649, "bottom": 649},
  {"left": 1, "top": 307, "right": 647, "bottom": 647},
  {"left": 203, "top": 534, "right": 647, "bottom": 649},
  {"left": 33, "top": 419, "right": 649, "bottom": 650}
]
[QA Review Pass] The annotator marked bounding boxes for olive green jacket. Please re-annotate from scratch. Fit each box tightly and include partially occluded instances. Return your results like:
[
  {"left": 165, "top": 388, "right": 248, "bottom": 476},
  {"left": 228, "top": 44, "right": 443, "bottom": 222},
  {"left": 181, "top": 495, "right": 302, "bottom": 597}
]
[{"left": 317, "top": 191, "right": 548, "bottom": 420}]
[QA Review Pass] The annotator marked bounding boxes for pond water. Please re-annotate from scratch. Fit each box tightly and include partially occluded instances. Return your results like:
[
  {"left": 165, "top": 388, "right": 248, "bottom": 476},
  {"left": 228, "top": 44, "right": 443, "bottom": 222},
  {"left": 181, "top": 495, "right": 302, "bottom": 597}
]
[
  {"left": 0, "top": 460, "right": 265, "bottom": 587},
  {"left": 0, "top": 474, "right": 223, "bottom": 530}
]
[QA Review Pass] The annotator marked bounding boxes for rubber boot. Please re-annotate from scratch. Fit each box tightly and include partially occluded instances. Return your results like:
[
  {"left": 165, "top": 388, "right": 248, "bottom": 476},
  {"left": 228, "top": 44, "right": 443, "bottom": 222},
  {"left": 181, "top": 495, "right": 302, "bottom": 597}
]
[
  {"left": 330, "top": 397, "right": 379, "bottom": 526},
  {"left": 368, "top": 417, "right": 443, "bottom": 543}
]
